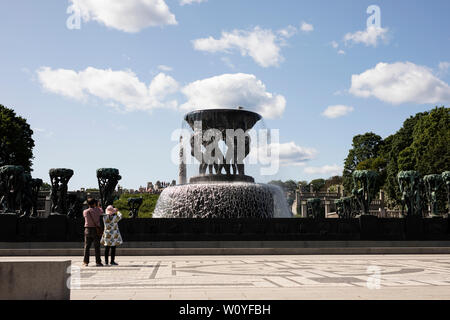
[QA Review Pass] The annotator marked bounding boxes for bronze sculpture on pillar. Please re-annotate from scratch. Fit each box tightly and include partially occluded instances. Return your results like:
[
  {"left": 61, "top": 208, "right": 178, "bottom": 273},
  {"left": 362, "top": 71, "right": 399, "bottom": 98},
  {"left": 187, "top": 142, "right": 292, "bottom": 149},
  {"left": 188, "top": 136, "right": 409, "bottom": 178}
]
[
  {"left": 97, "top": 168, "right": 121, "bottom": 212},
  {"left": 397, "top": 171, "right": 424, "bottom": 217},
  {"left": 128, "top": 197, "right": 143, "bottom": 219},
  {"left": 0, "top": 165, "right": 25, "bottom": 214},
  {"left": 352, "top": 170, "right": 379, "bottom": 216},
  {"left": 307, "top": 198, "right": 323, "bottom": 219},
  {"left": 442, "top": 171, "right": 450, "bottom": 215},
  {"left": 19, "top": 172, "right": 33, "bottom": 218},
  {"left": 335, "top": 196, "right": 357, "bottom": 219},
  {"left": 423, "top": 174, "right": 443, "bottom": 217},
  {"left": 49, "top": 168, "right": 73, "bottom": 216},
  {"left": 29, "top": 178, "right": 43, "bottom": 217}
]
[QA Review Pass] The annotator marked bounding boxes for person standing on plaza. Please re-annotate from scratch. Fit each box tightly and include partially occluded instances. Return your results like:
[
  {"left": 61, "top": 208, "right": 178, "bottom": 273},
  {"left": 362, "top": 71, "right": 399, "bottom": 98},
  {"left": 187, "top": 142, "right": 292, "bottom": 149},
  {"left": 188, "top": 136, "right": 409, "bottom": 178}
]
[
  {"left": 101, "top": 205, "right": 123, "bottom": 265},
  {"left": 83, "top": 198, "right": 104, "bottom": 267}
]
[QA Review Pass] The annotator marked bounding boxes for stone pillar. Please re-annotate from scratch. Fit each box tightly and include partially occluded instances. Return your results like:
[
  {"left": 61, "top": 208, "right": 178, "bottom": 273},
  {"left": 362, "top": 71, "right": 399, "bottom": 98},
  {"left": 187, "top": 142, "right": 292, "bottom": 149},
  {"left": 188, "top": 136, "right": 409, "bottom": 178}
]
[
  {"left": 44, "top": 196, "right": 51, "bottom": 218},
  {"left": 379, "top": 189, "right": 386, "bottom": 217},
  {"left": 295, "top": 191, "right": 300, "bottom": 216},
  {"left": 324, "top": 199, "right": 331, "bottom": 217},
  {"left": 301, "top": 201, "right": 308, "bottom": 218}
]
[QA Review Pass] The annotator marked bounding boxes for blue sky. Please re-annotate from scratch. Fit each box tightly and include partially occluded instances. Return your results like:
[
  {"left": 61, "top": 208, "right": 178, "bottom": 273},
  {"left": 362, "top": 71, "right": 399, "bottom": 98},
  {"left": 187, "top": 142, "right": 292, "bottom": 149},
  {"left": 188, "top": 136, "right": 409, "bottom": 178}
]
[{"left": 0, "top": 0, "right": 449, "bottom": 190}]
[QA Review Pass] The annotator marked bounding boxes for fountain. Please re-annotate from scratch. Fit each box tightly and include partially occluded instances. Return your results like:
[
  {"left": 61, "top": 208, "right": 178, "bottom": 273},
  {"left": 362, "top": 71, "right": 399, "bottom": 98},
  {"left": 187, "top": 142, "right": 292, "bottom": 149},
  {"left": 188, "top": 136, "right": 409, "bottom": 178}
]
[{"left": 154, "top": 108, "right": 292, "bottom": 218}]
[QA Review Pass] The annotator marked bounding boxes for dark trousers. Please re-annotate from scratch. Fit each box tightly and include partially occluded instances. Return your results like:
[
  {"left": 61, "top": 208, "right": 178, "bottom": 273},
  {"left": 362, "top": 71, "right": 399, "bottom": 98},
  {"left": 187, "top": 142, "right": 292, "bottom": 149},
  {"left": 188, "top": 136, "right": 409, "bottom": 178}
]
[
  {"left": 105, "top": 246, "right": 116, "bottom": 264},
  {"left": 83, "top": 227, "right": 101, "bottom": 264}
]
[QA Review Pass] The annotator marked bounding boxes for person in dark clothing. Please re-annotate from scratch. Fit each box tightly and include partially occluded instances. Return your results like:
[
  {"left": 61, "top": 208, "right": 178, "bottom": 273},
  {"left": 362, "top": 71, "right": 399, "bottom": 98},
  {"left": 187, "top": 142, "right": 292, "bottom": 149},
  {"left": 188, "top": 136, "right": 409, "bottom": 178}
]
[{"left": 82, "top": 198, "right": 104, "bottom": 267}]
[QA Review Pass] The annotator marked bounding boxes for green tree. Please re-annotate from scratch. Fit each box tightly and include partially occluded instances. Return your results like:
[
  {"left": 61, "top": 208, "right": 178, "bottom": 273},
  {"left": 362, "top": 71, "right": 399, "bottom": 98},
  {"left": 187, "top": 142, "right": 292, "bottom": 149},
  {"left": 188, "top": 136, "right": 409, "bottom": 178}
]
[
  {"left": 343, "top": 132, "right": 384, "bottom": 194},
  {"left": 325, "top": 176, "right": 343, "bottom": 190},
  {"left": 41, "top": 182, "right": 51, "bottom": 191},
  {"left": 113, "top": 193, "right": 160, "bottom": 218},
  {"left": 309, "top": 178, "right": 326, "bottom": 192},
  {"left": 0, "top": 104, "right": 35, "bottom": 170},
  {"left": 409, "top": 107, "right": 449, "bottom": 174},
  {"left": 383, "top": 107, "right": 449, "bottom": 207},
  {"left": 268, "top": 180, "right": 298, "bottom": 193},
  {"left": 283, "top": 180, "right": 298, "bottom": 193},
  {"left": 382, "top": 112, "right": 426, "bottom": 205}
]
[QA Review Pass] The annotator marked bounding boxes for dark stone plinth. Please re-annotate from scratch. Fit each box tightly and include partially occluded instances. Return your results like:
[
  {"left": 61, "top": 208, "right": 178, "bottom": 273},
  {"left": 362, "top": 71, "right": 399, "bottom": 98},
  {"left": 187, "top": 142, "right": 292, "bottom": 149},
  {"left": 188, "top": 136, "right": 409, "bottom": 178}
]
[
  {"left": 423, "top": 217, "right": 448, "bottom": 240},
  {"left": 16, "top": 217, "right": 48, "bottom": 242},
  {"left": 359, "top": 215, "right": 379, "bottom": 240},
  {"left": 0, "top": 214, "right": 17, "bottom": 241},
  {"left": 189, "top": 174, "right": 254, "bottom": 184},
  {"left": 3, "top": 217, "right": 450, "bottom": 242},
  {"left": 67, "top": 218, "right": 84, "bottom": 241},
  {"left": 47, "top": 214, "right": 68, "bottom": 241},
  {"left": 378, "top": 218, "right": 404, "bottom": 240},
  {"left": 404, "top": 216, "right": 424, "bottom": 240}
]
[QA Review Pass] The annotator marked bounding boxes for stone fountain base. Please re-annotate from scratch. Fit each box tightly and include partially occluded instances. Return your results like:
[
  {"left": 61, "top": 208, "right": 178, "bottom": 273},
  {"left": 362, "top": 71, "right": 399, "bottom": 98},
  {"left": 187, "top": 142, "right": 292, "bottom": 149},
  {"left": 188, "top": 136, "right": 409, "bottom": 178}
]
[{"left": 153, "top": 182, "right": 292, "bottom": 219}]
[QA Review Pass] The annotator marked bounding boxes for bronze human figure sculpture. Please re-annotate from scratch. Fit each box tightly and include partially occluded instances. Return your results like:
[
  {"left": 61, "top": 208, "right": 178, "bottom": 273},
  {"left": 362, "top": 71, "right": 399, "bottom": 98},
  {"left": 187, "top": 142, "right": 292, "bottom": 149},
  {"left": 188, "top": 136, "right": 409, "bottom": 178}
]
[
  {"left": 352, "top": 170, "right": 379, "bottom": 216},
  {"left": 49, "top": 168, "right": 74, "bottom": 215},
  {"left": 335, "top": 196, "right": 356, "bottom": 219},
  {"left": 128, "top": 197, "right": 143, "bottom": 219},
  {"left": 307, "top": 198, "right": 323, "bottom": 219},
  {"left": 0, "top": 165, "right": 25, "bottom": 214},
  {"left": 423, "top": 174, "right": 443, "bottom": 216},
  {"left": 185, "top": 109, "right": 260, "bottom": 183},
  {"left": 29, "top": 178, "right": 43, "bottom": 218},
  {"left": 19, "top": 172, "right": 33, "bottom": 218},
  {"left": 67, "top": 191, "right": 86, "bottom": 219},
  {"left": 442, "top": 171, "right": 450, "bottom": 215},
  {"left": 97, "top": 168, "right": 122, "bottom": 211},
  {"left": 397, "top": 171, "right": 423, "bottom": 217}
]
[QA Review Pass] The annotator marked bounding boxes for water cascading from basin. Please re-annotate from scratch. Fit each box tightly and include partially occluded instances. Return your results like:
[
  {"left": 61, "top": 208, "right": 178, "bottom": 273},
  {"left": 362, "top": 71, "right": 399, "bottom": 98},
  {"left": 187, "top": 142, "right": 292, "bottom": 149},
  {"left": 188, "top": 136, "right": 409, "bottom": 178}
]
[{"left": 153, "top": 108, "right": 292, "bottom": 218}]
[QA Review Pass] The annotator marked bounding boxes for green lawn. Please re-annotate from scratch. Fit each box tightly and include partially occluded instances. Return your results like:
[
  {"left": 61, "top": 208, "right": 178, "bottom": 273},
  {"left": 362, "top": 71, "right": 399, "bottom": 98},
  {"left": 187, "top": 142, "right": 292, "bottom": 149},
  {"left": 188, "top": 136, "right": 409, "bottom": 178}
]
[{"left": 113, "top": 193, "right": 160, "bottom": 218}]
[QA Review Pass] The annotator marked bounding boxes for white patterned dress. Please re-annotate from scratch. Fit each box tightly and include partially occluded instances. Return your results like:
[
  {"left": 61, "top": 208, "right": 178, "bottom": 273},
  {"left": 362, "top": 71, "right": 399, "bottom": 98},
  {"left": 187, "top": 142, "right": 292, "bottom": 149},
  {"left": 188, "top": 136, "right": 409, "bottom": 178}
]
[{"left": 101, "top": 212, "right": 123, "bottom": 247}]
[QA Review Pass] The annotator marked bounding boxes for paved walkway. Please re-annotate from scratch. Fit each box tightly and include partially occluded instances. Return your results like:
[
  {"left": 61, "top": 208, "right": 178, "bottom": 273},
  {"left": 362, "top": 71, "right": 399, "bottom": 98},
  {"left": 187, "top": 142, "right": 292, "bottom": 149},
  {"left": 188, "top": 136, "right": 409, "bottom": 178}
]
[{"left": 2, "top": 255, "right": 450, "bottom": 300}]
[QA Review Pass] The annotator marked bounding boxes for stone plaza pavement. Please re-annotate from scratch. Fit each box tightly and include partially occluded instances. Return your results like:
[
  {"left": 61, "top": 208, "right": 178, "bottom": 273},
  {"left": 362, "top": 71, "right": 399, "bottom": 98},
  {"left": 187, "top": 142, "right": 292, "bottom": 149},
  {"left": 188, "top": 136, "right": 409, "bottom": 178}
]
[{"left": 2, "top": 255, "right": 450, "bottom": 300}]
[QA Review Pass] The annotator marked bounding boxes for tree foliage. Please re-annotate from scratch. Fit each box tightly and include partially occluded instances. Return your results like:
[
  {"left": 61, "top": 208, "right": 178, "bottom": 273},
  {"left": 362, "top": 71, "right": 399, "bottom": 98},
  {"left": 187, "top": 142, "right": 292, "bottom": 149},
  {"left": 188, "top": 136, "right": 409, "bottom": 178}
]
[
  {"left": 0, "top": 104, "right": 35, "bottom": 171},
  {"left": 324, "top": 175, "right": 343, "bottom": 190},
  {"left": 310, "top": 178, "right": 326, "bottom": 192},
  {"left": 343, "top": 132, "right": 384, "bottom": 193},
  {"left": 41, "top": 182, "right": 51, "bottom": 191},
  {"left": 342, "top": 107, "right": 450, "bottom": 209},
  {"left": 113, "top": 193, "right": 159, "bottom": 218}
]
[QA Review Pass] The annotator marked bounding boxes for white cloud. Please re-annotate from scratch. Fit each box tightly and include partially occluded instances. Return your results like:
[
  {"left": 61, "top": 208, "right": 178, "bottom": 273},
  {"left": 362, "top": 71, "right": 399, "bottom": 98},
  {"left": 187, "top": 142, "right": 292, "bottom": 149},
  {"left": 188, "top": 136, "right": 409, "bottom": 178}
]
[
  {"left": 70, "top": 0, "right": 177, "bottom": 33},
  {"left": 37, "top": 68, "right": 287, "bottom": 118},
  {"left": 34, "top": 128, "right": 54, "bottom": 138},
  {"left": 37, "top": 67, "right": 179, "bottom": 111},
  {"left": 192, "top": 26, "right": 285, "bottom": 68},
  {"left": 300, "top": 21, "right": 314, "bottom": 33},
  {"left": 180, "top": 0, "right": 207, "bottom": 5},
  {"left": 349, "top": 62, "right": 450, "bottom": 105},
  {"left": 331, "top": 41, "right": 339, "bottom": 49},
  {"left": 338, "top": 49, "right": 346, "bottom": 55},
  {"left": 276, "top": 142, "right": 317, "bottom": 166},
  {"left": 322, "top": 105, "right": 354, "bottom": 119},
  {"left": 157, "top": 65, "right": 173, "bottom": 72},
  {"left": 180, "top": 73, "right": 286, "bottom": 119},
  {"left": 344, "top": 26, "right": 388, "bottom": 47},
  {"left": 221, "top": 57, "right": 236, "bottom": 70},
  {"left": 278, "top": 25, "right": 298, "bottom": 38},
  {"left": 439, "top": 62, "right": 450, "bottom": 74},
  {"left": 251, "top": 141, "right": 317, "bottom": 167},
  {"left": 304, "top": 164, "right": 343, "bottom": 176}
]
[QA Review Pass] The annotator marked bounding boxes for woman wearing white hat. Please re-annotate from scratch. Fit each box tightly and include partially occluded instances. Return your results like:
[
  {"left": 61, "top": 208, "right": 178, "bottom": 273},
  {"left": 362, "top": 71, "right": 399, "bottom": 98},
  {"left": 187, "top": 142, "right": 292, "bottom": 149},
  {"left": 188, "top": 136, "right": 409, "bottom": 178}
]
[{"left": 101, "top": 205, "right": 123, "bottom": 265}]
